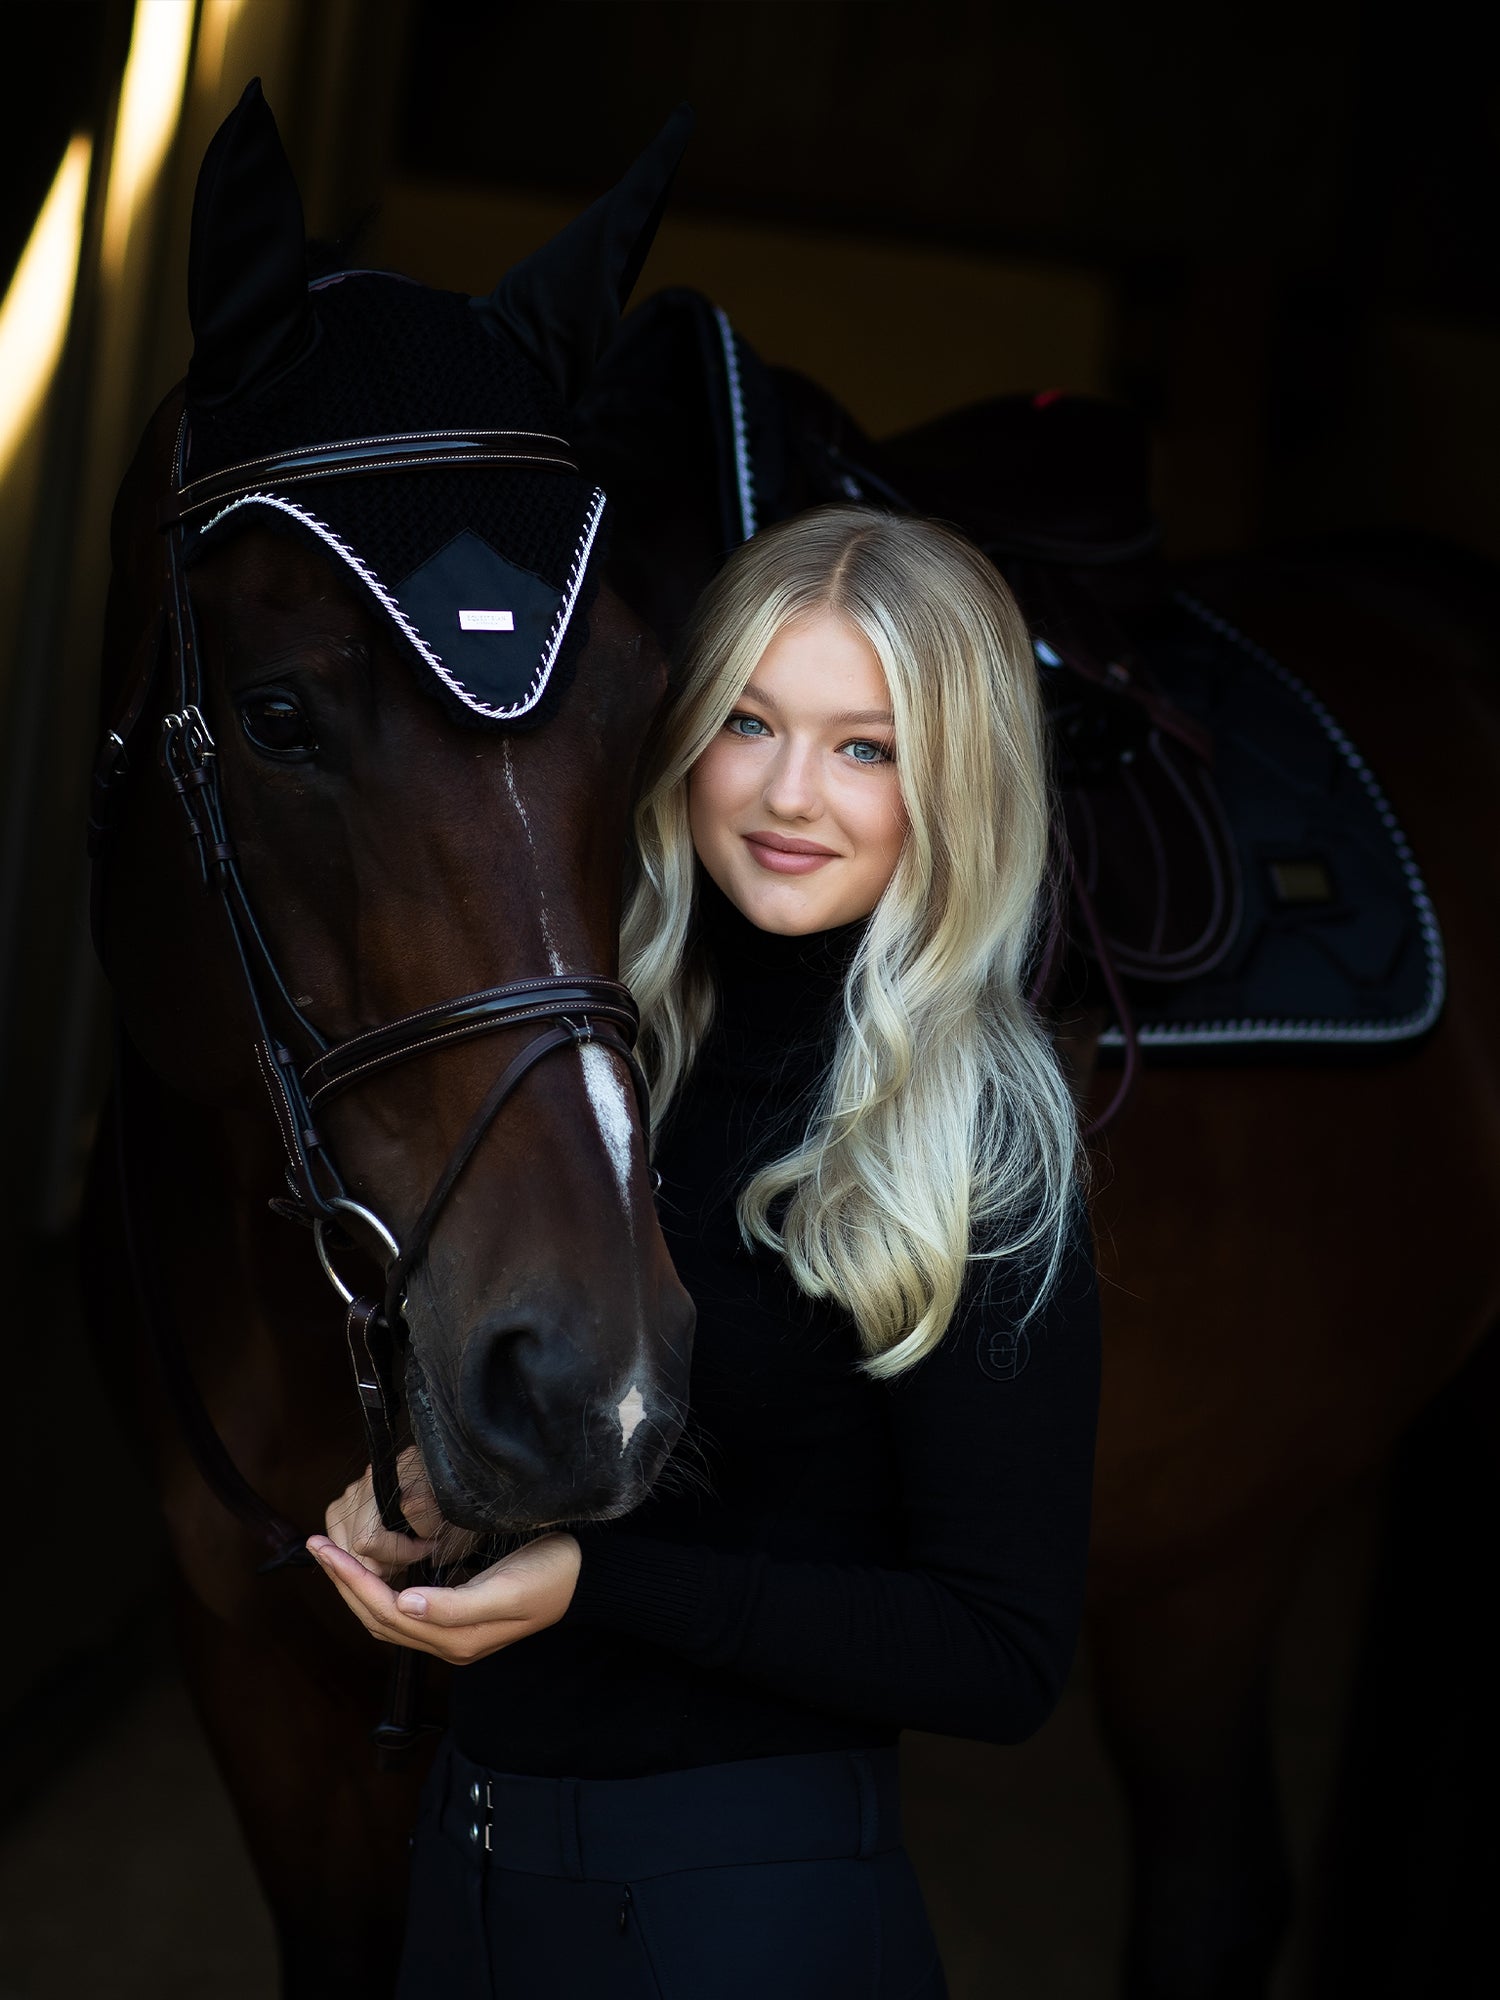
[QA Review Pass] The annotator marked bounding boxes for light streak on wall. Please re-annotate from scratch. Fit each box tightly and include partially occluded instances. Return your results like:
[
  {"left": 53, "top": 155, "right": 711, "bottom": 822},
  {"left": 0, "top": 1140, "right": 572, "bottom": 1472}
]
[
  {"left": 0, "top": 137, "right": 94, "bottom": 476},
  {"left": 100, "top": 0, "right": 196, "bottom": 279},
  {"left": 193, "top": 0, "right": 246, "bottom": 104}
]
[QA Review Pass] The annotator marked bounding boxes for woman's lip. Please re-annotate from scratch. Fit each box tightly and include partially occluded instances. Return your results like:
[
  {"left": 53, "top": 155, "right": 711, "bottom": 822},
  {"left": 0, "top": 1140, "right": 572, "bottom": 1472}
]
[
  {"left": 744, "top": 832, "right": 838, "bottom": 855},
  {"left": 742, "top": 833, "right": 837, "bottom": 874}
]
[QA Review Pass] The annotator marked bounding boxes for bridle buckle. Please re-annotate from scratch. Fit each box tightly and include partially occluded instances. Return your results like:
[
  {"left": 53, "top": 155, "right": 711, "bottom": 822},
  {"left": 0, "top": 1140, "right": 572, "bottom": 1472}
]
[{"left": 162, "top": 702, "right": 216, "bottom": 765}]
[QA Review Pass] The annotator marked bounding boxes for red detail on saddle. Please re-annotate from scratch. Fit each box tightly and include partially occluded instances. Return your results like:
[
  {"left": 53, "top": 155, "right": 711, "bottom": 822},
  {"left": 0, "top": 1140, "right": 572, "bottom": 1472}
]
[{"left": 1032, "top": 389, "right": 1067, "bottom": 409}]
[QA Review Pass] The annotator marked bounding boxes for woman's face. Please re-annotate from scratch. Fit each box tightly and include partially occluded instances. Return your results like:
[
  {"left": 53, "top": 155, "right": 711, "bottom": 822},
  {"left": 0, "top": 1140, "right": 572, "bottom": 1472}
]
[{"left": 687, "top": 609, "right": 908, "bottom": 935}]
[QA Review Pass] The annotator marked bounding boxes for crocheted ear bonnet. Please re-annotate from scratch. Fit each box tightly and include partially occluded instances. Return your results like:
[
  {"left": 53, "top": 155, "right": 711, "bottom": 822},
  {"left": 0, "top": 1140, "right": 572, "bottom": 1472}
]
[{"left": 178, "top": 80, "right": 690, "bottom": 729}]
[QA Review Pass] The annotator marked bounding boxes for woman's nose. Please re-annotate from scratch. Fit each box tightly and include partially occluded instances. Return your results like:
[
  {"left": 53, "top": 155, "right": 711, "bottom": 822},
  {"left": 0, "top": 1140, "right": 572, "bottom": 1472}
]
[{"left": 763, "top": 741, "right": 820, "bottom": 819}]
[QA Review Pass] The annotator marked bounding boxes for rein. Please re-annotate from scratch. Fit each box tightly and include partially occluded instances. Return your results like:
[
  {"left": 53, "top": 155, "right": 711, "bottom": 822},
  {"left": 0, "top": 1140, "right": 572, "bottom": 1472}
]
[{"left": 93, "top": 419, "right": 648, "bottom": 1562}]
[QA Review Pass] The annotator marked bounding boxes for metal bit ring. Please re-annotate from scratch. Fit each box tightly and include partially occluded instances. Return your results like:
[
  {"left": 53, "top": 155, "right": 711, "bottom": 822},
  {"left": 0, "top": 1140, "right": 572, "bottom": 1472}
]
[{"left": 313, "top": 1196, "right": 401, "bottom": 1306}]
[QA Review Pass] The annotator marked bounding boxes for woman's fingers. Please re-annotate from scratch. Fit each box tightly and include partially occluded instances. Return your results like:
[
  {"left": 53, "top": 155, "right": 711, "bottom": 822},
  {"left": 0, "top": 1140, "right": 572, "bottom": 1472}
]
[
  {"left": 349, "top": 1528, "right": 438, "bottom": 1580},
  {"left": 307, "top": 1539, "right": 447, "bottom": 1654},
  {"left": 325, "top": 1527, "right": 437, "bottom": 1581},
  {"left": 306, "top": 1531, "right": 581, "bottom": 1665},
  {"left": 323, "top": 1453, "right": 474, "bottom": 1573},
  {"left": 324, "top": 1465, "right": 438, "bottom": 1577},
  {"left": 395, "top": 1534, "right": 582, "bottom": 1632},
  {"left": 393, "top": 1567, "right": 524, "bottom": 1627},
  {"left": 308, "top": 1536, "right": 484, "bottom": 1659},
  {"left": 324, "top": 1469, "right": 381, "bottom": 1547},
  {"left": 394, "top": 1444, "right": 448, "bottom": 1540}
]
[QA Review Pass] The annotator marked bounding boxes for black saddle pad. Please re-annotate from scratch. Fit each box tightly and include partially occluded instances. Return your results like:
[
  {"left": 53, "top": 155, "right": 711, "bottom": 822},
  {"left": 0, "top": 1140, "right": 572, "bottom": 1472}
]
[{"left": 1083, "top": 593, "right": 1444, "bottom": 1058}]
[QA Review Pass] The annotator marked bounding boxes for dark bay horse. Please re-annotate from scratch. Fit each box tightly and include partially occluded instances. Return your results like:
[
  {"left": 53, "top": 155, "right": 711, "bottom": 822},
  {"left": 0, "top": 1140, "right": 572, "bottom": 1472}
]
[
  {"left": 581, "top": 311, "right": 1500, "bottom": 1996},
  {"left": 1080, "top": 541, "right": 1500, "bottom": 1998},
  {"left": 81, "top": 88, "right": 696, "bottom": 1992}
]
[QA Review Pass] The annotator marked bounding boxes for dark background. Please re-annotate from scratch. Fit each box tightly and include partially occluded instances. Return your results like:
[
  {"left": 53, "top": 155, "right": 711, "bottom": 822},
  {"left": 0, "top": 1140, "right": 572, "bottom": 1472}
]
[{"left": 0, "top": 2, "right": 1493, "bottom": 1991}]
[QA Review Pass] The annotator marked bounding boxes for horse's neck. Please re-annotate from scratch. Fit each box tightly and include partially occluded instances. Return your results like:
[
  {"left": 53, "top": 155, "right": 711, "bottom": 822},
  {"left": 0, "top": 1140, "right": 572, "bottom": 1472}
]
[
  {"left": 121, "top": 1063, "right": 367, "bottom": 1529},
  {"left": 127, "top": 1063, "right": 332, "bottom": 1345}
]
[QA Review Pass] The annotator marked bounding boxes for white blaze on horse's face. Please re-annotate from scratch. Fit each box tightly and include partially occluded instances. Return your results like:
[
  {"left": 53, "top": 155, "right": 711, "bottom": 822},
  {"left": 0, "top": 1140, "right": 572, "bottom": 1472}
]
[
  {"left": 617, "top": 1382, "right": 647, "bottom": 1451},
  {"left": 499, "top": 741, "right": 562, "bottom": 971},
  {"left": 580, "top": 1039, "right": 635, "bottom": 1218},
  {"left": 500, "top": 741, "right": 639, "bottom": 1221},
  {"left": 497, "top": 739, "right": 655, "bottom": 1458}
]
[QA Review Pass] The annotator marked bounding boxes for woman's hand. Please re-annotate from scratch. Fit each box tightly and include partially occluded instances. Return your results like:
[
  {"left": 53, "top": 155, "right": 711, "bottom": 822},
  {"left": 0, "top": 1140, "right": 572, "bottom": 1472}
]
[
  {"left": 308, "top": 1527, "right": 582, "bottom": 1664},
  {"left": 320, "top": 1447, "right": 446, "bottom": 1579},
  {"left": 308, "top": 1449, "right": 581, "bottom": 1664}
]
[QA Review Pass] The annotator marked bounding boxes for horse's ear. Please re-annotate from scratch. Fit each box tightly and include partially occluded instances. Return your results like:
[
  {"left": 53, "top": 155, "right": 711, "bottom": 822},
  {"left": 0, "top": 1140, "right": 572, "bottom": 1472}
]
[
  {"left": 186, "top": 78, "right": 314, "bottom": 413},
  {"left": 473, "top": 104, "right": 694, "bottom": 407}
]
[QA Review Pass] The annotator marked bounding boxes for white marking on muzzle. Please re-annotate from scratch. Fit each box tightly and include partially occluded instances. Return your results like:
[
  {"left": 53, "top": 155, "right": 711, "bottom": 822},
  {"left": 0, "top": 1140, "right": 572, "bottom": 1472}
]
[{"left": 617, "top": 1383, "right": 646, "bottom": 1451}]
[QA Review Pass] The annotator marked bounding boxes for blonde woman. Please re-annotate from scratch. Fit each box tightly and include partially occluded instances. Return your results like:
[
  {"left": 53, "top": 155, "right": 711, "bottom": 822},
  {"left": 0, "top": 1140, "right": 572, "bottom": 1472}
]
[{"left": 312, "top": 506, "right": 1101, "bottom": 1998}]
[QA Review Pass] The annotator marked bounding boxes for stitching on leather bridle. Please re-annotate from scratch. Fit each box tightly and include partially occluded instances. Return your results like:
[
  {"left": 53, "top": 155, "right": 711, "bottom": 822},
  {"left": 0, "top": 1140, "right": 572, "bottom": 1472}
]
[
  {"left": 161, "top": 427, "right": 580, "bottom": 527},
  {"left": 304, "top": 988, "right": 642, "bottom": 1111}
]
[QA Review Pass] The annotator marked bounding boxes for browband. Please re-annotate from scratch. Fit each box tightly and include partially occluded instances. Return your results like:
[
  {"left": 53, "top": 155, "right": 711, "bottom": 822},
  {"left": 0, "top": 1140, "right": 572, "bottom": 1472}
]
[{"left": 159, "top": 428, "right": 580, "bottom": 529}]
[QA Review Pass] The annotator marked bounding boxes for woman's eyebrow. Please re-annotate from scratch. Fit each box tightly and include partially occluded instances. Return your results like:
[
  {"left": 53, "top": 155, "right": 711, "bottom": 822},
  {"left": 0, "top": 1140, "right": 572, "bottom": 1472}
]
[{"left": 739, "top": 682, "right": 894, "bottom": 727}]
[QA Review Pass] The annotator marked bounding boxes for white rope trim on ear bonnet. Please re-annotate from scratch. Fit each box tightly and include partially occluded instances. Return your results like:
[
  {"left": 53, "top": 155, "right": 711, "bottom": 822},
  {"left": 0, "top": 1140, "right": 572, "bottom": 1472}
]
[{"left": 196, "top": 485, "right": 608, "bottom": 722}]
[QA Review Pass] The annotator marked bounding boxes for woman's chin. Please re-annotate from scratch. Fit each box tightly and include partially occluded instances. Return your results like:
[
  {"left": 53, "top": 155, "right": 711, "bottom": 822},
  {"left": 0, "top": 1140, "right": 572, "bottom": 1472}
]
[{"left": 725, "top": 874, "right": 836, "bottom": 935}]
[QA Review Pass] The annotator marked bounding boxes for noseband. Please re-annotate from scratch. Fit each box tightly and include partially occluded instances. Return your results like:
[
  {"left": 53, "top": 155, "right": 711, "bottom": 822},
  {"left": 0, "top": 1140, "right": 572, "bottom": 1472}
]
[{"left": 93, "top": 418, "right": 648, "bottom": 1542}]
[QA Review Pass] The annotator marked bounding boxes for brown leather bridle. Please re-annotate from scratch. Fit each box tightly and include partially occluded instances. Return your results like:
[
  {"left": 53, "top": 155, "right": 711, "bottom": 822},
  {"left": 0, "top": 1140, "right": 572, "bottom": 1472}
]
[{"left": 92, "top": 419, "right": 648, "bottom": 1552}]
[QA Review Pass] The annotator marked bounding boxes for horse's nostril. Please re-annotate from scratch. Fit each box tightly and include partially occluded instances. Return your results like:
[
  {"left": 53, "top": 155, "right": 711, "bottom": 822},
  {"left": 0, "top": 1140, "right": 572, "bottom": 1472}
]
[
  {"left": 452, "top": 1320, "right": 670, "bottom": 1490},
  {"left": 458, "top": 1320, "right": 610, "bottom": 1471},
  {"left": 412, "top": 1314, "right": 686, "bottom": 1530},
  {"left": 460, "top": 1323, "right": 545, "bottom": 1458}
]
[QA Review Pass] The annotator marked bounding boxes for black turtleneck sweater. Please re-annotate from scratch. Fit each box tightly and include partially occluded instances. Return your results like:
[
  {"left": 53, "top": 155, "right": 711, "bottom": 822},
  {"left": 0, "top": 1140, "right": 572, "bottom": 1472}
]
[{"left": 450, "top": 883, "right": 1101, "bottom": 1778}]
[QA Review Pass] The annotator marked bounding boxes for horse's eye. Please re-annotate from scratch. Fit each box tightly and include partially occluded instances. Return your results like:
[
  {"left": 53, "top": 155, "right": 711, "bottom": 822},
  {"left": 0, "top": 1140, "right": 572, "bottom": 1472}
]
[{"left": 239, "top": 692, "right": 318, "bottom": 759}]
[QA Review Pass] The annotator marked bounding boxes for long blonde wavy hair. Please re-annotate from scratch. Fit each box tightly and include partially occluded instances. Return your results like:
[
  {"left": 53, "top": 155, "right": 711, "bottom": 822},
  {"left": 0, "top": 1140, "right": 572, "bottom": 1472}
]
[{"left": 621, "top": 505, "right": 1082, "bottom": 1379}]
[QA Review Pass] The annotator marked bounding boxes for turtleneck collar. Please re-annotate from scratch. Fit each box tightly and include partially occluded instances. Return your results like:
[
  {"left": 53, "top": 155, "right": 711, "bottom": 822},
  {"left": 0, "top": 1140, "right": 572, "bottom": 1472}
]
[{"left": 695, "top": 869, "right": 867, "bottom": 1073}]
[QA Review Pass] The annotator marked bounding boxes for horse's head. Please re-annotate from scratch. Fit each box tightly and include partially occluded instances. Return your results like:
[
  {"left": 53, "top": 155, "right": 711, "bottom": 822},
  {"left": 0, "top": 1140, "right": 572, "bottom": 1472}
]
[{"left": 98, "top": 83, "right": 695, "bottom": 1532}]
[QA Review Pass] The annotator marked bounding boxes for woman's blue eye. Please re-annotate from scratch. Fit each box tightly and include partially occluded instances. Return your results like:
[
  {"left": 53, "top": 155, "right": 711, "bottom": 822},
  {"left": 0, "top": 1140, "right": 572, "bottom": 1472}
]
[
  {"left": 727, "top": 714, "right": 770, "bottom": 737},
  {"left": 843, "top": 739, "right": 892, "bottom": 765}
]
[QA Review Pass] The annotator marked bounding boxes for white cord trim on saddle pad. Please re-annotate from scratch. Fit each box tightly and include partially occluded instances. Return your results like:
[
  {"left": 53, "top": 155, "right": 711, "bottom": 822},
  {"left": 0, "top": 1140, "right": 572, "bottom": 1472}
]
[
  {"left": 1097, "top": 594, "right": 1447, "bottom": 1051},
  {"left": 196, "top": 486, "right": 608, "bottom": 722},
  {"left": 713, "top": 306, "right": 757, "bottom": 542}
]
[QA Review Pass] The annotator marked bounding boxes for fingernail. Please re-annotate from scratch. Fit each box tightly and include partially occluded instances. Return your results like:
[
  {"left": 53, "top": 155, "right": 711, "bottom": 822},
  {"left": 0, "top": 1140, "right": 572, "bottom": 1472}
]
[
  {"left": 307, "top": 1538, "right": 328, "bottom": 1559},
  {"left": 397, "top": 1592, "right": 428, "bottom": 1618}
]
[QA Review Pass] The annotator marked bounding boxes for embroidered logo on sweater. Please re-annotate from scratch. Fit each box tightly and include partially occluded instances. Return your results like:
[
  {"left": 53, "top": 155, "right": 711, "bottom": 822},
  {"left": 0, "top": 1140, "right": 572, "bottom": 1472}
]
[{"left": 977, "top": 1324, "right": 1031, "bottom": 1383}]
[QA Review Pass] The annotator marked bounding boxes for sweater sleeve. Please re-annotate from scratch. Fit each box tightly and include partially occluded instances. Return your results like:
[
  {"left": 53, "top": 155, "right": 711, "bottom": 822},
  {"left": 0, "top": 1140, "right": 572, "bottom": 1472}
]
[{"left": 564, "top": 1199, "right": 1101, "bottom": 1745}]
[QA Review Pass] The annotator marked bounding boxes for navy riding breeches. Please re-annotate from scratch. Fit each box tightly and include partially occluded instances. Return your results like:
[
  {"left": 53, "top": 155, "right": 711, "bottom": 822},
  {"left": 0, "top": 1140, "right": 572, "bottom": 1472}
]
[{"left": 396, "top": 1736, "right": 948, "bottom": 1999}]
